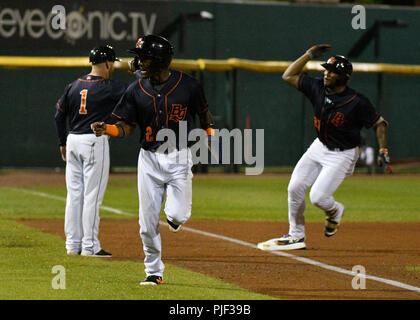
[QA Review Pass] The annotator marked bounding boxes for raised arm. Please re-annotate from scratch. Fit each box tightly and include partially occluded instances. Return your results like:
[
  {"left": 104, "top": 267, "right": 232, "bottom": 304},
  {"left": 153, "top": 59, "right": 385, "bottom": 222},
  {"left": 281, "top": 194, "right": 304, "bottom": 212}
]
[{"left": 282, "top": 44, "right": 331, "bottom": 88}]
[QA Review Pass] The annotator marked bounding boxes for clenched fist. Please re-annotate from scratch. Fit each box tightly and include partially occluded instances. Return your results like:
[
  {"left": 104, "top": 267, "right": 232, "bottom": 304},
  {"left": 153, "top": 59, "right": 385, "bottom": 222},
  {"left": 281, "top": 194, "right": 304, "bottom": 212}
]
[
  {"left": 377, "top": 147, "right": 393, "bottom": 174},
  {"left": 128, "top": 56, "right": 140, "bottom": 74},
  {"left": 91, "top": 122, "right": 106, "bottom": 137},
  {"left": 307, "top": 44, "right": 331, "bottom": 59}
]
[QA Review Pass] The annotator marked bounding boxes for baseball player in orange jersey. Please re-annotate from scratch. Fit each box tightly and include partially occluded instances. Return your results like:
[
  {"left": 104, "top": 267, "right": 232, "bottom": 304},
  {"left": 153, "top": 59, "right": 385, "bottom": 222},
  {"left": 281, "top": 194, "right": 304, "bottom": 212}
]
[
  {"left": 91, "top": 35, "right": 215, "bottom": 285},
  {"left": 55, "top": 45, "right": 127, "bottom": 257},
  {"left": 258, "top": 44, "right": 391, "bottom": 251}
]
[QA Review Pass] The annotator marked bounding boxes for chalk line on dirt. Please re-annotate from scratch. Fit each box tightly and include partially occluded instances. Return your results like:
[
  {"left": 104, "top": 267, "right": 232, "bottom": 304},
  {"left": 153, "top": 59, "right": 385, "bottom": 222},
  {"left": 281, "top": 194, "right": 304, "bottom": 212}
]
[{"left": 15, "top": 187, "right": 420, "bottom": 294}]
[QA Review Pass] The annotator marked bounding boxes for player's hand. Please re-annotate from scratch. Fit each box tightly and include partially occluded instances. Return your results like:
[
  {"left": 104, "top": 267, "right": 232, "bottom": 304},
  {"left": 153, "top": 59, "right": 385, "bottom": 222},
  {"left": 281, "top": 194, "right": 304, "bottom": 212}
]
[
  {"left": 91, "top": 122, "right": 106, "bottom": 137},
  {"left": 307, "top": 44, "right": 331, "bottom": 59},
  {"left": 377, "top": 147, "right": 393, "bottom": 174},
  {"left": 59, "top": 146, "right": 66, "bottom": 162},
  {"left": 128, "top": 56, "right": 140, "bottom": 74}
]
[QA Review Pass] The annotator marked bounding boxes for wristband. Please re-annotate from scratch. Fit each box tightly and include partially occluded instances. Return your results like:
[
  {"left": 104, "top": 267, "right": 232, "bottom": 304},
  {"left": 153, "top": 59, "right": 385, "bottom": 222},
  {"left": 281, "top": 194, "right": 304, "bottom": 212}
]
[
  {"left": 105, "top": 124, "right": 119, "bottom": 137},
  {"left": 206, "top": 127, "right": 215, "bottom": 136}
]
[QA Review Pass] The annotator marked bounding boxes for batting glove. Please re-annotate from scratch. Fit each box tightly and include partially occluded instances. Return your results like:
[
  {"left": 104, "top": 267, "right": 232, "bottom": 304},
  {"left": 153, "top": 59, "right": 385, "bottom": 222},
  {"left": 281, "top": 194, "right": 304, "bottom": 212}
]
[
  {"left": 307, "top": 44, "right": 331, "bottom": 59},
  {"left": 377, "top": 147, "right": 394, "bottom": 174},
  {"left": 128, "top": 56, "right": 140, "bottom": 74}
]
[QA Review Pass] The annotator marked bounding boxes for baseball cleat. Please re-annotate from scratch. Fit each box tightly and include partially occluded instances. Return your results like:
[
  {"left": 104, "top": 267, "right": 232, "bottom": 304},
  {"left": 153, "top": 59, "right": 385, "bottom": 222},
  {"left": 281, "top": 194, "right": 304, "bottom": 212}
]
[
  {"left": 167, "top": 219, "right": 182, "bottom": 233},
  {"left": 257, "top": 234, "right": 306, "bottom": 251},
  {"left": 140, "top": 275, "right": 164, "bottom": 286},
  {"left": 324, "top": 202, "right": 345, "bottom": 237},
  {"left": 81, "top": 249, "right": 112, "bottom": 257}
]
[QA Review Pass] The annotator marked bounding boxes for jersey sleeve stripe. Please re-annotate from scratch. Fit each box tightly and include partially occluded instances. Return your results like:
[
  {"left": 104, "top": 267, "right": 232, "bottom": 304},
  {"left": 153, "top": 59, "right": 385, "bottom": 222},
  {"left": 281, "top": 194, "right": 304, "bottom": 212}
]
[
  {"left": 112, "top": 112, "right": 122, "bottom": 119},
  {"left": 366, "top": 112, "right": 381, "bottom": 128}
]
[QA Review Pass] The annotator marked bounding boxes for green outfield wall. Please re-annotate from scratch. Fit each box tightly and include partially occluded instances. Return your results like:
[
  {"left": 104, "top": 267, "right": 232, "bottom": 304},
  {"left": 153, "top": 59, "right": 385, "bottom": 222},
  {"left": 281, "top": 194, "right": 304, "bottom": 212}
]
[{"left": 1, "top": 0, "right": 419, "bottom": 168}]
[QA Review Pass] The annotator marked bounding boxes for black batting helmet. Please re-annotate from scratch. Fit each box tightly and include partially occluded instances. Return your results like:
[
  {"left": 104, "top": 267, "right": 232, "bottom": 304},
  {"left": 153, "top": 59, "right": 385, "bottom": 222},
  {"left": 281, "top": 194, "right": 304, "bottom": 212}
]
[
  {"left": 321, "top": 55, "right": 353, "bottom": 80},
  {"left": 89, "top": 45, "right": 120, "bottom": 65},
  {"left": 128, "top": 35, "right": 174, "bottom": 71}
]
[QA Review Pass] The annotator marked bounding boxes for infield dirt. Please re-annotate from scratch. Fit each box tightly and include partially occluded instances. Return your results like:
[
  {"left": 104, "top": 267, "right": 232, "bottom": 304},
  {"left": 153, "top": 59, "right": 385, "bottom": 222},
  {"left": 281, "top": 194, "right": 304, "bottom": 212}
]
[
  {"left": 3, "top": 171, "right": 420, "bottom": 299},
  {"left": 19, "top": 218, "right": 420, "bottom": 300}
]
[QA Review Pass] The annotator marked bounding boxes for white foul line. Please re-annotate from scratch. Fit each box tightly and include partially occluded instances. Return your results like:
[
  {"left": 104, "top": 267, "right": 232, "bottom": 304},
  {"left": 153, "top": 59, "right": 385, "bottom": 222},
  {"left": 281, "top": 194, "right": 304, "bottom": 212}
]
[
  {"left": 15, "top": 188, "right": 136, "bottom": 217},
  {"left": 14, "top": 187, "right": 420, "bottom": 294},
  {"left": 179, "top": 225, "right": 420, "bottom": 293}
]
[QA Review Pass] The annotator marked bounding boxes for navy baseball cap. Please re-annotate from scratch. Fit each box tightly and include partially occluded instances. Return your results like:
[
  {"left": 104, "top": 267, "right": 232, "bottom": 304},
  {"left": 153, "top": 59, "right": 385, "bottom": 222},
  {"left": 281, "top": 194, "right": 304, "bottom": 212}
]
[{"left": 89, "top": 45, "right": 121, "bottom": 64}]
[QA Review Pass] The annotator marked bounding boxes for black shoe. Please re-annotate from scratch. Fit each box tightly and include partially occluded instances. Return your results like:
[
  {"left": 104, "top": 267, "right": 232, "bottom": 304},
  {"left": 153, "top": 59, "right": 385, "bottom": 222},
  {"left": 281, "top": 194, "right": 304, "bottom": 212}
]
[
  {"left": 167, "top": 219, "right": 182, "bottom": 233},
  {"left": 81, "top": 249, "right": 112, "bottom": 257},
  {"left": 140, "top": 275, "right": 164, "bottom": 286}
]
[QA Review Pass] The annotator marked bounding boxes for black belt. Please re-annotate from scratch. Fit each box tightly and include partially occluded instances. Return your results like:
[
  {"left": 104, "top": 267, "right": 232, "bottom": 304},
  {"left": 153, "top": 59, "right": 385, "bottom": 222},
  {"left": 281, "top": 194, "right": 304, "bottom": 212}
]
[
  {"left": 148, "top": 145, "right": 169, "bottom": 154},
  {"left": 146, "top": 143, "right": 180, "bottom": 154},
  {"left": 320, "top": 140, "right": 346, "bottom": 152},
  {"left": 327, "top": 146, "right": 346, "bottom": 152}
]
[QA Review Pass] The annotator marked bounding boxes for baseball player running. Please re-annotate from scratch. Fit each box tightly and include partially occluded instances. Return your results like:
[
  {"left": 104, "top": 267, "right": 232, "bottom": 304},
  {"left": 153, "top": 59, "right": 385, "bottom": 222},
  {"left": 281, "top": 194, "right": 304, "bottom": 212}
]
[
  {"left": 55, "top": 45, "right": 127, "bottom": 257},
  {"left": 91, "top": 35, "right": 215, "bottom": 285},
  {"left": 258, "top": 44, "right": 391, "bottom": 251}
]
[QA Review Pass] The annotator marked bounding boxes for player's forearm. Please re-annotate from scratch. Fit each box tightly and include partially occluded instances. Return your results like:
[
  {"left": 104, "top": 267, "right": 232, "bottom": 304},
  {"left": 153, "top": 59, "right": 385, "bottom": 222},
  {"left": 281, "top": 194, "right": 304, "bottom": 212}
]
[
  {"left": 282, "top": 52, "right": 311, "bottom": 81},
  {"left": 91, "top": 121, "right": 134, "bottom": 138},
  {"left": 374, "top": 122, "right": 387, "bottom": 149},
  {"left": 55, "top": 118, "right": 67, "bottom": 146},
  {"left": 199, "top": 110, "right": 216, "bottom": 136},
  {"left": 199, "top": 110, "right": 215, "bottom": 129},
  {"left": 107, "top": 121, "right": 134, "bottom": 138}
]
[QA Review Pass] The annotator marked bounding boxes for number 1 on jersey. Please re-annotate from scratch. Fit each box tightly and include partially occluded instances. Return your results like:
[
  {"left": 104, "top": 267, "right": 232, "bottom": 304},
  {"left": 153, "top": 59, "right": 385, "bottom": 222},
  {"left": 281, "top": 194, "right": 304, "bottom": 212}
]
[{"left": 79, "top": 89, "right": 88, "bottom": 114}]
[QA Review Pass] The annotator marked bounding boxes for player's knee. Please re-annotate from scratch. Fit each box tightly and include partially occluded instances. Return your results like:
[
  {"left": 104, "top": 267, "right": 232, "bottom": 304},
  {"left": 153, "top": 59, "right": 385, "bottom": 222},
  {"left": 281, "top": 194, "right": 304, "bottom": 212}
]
[
  {"left": 67, "top": 190, "right": 83, "bottom": 202},
  {"left": 167, "top": 207, "right": 191, "bottom": 226},
  {"left": 309, "top": 189, "right": 328, "bottom": 208},
  {"left": 287, "top": 181, "right": 306, "bottom": 200},
  {"left": 169, "top": 212, "right": 189, "bottom": 226}
]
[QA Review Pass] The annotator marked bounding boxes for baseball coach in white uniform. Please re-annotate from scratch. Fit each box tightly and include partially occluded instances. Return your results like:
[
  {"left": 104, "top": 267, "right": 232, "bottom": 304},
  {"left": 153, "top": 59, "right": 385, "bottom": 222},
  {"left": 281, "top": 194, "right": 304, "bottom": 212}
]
[{"left": 55, "top": 45, "right": 126, "bottom": 257}]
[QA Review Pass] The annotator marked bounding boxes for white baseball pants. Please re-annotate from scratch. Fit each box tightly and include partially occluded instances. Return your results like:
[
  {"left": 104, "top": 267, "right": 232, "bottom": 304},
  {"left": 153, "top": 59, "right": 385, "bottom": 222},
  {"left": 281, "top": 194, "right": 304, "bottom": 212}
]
[
  {"left": 287, "top": 138, "right": 359, "bottom": 239},
  {"left": 64, "top": 133, "right": 110, "bottom": 255},
  {"left": 137, "top": 148, "right": 193, "bottom": 278}
]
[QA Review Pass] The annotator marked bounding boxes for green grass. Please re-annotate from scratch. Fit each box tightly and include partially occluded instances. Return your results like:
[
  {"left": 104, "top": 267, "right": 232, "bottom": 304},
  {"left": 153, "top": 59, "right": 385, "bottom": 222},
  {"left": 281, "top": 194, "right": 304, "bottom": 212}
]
[
  {"left": 406, "top": 266, "right": 420, "bottom": 272},
  {"left": 1, "top": 174, "right": 419, "bottom": 299},
  {"left": 1, "top": 175, "right": 420, "bottom": 222},
  {"left": 192, "top": 175, "right": 420, "bottom": 222},
  {"left": 0, "top": 220, "right": 272, "bottom": 300}
]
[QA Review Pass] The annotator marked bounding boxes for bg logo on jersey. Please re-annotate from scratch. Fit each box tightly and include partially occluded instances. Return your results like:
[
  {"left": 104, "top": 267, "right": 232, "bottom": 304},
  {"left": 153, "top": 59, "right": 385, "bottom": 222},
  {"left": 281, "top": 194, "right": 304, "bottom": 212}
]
[
  {"left": 331, "top": 112, "right": 346, "bottom": 127},
  {"left": 169, "top": 104, "right": 187, "bottom": 122}
]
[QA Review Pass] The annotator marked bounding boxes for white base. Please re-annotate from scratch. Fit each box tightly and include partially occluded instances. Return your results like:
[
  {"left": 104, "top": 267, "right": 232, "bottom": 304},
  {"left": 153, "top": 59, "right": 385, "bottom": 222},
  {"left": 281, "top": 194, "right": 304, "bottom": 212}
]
[{"left": 257, "top": 238, "right": 306, "bottom": 251}]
